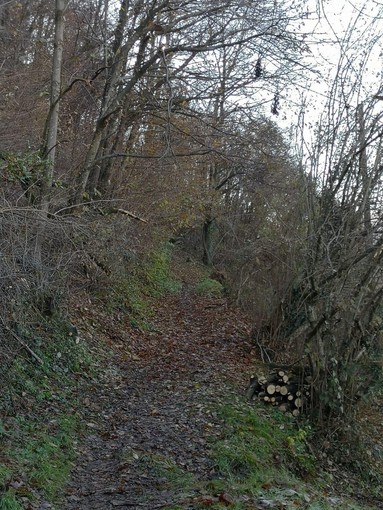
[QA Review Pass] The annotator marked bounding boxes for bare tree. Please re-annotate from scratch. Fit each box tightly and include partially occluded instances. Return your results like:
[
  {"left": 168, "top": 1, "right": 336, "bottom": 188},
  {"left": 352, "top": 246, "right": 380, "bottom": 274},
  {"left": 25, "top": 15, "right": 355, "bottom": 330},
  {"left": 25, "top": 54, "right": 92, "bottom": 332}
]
[
  {"left": 40, "top": 0, "right": 67, "bottom": 213},
  {"left": 69, "top": 0, "right": 309, "bottom": 206},
  {"left": 280, "top": 1, "right": 383, "bottom": 432}
]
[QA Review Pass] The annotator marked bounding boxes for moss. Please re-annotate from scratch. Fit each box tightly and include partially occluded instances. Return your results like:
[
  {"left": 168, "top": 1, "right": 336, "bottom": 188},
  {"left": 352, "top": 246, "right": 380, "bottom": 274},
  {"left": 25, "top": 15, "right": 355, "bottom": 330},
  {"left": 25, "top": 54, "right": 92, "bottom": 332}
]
[
  {"left": 0, "top": 316, "right": 94, "bottom": 507},
  {"left": 145, "top": 243, "right": 182, "bottom": 297},
  {"left": 195, "top": 278, "right": 223, "bottom": 297}
]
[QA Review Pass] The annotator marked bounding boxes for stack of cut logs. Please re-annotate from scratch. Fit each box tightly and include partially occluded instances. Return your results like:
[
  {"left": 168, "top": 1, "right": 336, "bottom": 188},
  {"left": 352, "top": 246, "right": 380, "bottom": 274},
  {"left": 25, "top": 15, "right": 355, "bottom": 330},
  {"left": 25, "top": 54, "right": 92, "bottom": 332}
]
[{"left": 246, "top": 368, "right": 311, "bottom": 417}]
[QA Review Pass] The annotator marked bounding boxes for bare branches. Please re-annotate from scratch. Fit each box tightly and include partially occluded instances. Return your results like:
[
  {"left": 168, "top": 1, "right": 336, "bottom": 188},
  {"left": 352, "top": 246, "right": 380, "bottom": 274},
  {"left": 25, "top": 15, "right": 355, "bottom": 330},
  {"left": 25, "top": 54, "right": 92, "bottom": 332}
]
[
  {"left": 107, "top": 208, "right": 148, "bottom": 223},
  {"left": 281, "top": 1, "right": 383, "bottom": 432}
]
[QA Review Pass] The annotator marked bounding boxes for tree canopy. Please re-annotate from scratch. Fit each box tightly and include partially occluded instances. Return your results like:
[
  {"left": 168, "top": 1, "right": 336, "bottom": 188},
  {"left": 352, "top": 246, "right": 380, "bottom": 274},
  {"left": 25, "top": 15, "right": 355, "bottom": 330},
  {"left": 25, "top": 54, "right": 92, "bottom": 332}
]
[{"left": 1, "top": 0, "right": 383, "bottom": 438}]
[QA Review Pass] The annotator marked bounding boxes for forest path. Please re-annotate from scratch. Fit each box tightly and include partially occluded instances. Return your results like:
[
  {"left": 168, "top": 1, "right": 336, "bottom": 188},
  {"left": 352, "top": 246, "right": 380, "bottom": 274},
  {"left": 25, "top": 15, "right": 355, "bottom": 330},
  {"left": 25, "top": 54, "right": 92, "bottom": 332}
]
[{"left": 63, "top": 289, "right": 254, "bottom": 509}]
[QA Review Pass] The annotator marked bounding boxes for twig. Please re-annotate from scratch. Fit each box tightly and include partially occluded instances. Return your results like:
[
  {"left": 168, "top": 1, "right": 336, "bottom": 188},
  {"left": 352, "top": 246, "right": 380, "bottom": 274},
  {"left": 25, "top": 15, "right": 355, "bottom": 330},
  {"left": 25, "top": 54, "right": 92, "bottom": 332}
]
[
  {"left": 1, "top": 317, "right": 44, "bottom": 365},
  {"left": 109, "top": 208, "right": 148, "bottom": 223},
  {"left": 10, "top": 330, "right": 44, "bottom": 365}
]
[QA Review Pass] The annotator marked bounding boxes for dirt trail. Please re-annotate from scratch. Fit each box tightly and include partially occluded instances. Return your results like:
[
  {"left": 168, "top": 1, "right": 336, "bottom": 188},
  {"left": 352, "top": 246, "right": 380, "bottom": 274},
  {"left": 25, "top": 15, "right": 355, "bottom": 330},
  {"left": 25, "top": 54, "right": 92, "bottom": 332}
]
[{"left": 63, "top": 290, "right": 254, "bottom": 509}]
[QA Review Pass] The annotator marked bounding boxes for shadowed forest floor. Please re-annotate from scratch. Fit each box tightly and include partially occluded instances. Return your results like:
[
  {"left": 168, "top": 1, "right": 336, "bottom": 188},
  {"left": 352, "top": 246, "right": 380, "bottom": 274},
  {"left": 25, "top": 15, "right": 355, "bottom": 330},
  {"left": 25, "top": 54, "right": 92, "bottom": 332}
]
[
  {"left": 58, "top": 282, "right": 383, "bottom": 510},
  {"left": 4, "top": 275, "right": 381, "bottom": 510},
  {"left": 63, "top": 289, "right": 255, "bottom": 509}
]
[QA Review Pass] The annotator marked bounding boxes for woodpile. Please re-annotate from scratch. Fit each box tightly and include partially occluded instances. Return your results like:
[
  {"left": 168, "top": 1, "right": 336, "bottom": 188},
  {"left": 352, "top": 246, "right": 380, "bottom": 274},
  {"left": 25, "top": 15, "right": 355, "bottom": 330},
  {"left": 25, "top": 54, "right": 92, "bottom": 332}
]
[{"left": 246, "top": 367, "right": 311, "bottom": 417}]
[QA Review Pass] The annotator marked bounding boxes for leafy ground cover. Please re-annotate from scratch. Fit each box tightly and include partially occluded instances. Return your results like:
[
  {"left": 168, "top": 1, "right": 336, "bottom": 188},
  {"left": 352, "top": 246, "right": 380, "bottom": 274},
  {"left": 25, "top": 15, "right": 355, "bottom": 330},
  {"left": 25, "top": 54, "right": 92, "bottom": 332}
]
[
  {"left": 0, "top": 316, "right": 96, "bottom": 509},
  {"left": 62, "top": 275, "right": 382, "bottom": 510},
  {"left": 1, "top": 251, "right": 382, "bottom": 509}
]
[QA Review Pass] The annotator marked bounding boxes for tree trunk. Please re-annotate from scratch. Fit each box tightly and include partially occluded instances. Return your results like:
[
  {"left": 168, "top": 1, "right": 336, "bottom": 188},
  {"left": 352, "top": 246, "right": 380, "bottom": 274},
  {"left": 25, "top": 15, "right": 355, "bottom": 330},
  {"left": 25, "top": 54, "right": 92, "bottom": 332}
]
[
  {"left": 40, "top": 0, "right": 66, "bottom": 213},
  {"left": 357, "top": 104, "right": 373, "bottom": 246},
  {"left": 0, "top": 0, "right": 8, "bottom": 36},
  {"left": 72, "top": 120, "right": 105, "bottom": 205},
  {"left": 96, "top": 109, "right": 141, "bottom": 196},
  {"left": 202, "top": 216, "right": 216, "bottom": 266},
  {"left": 70, "top": 0, "right": 132, "bottom": 206}
]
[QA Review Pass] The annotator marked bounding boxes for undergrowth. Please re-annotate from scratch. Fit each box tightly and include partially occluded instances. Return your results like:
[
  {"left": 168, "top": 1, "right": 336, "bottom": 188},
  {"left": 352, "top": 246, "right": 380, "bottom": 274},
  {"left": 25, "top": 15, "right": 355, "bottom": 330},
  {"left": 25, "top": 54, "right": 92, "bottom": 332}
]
[
  {"left": 108, "top": 242, "right": 181, "bottom": 329},
  {"left": 194, "top": 278, "right": 223, "bottom": 298},
  {"left": 154, "top": 400, "right": 376, "bottom": 510},
  {"left": 0, "top": 315, "right": 94, "bottom": 508},
  {"left": 202, "top": 403, "right": 376, "bottom": 510}
]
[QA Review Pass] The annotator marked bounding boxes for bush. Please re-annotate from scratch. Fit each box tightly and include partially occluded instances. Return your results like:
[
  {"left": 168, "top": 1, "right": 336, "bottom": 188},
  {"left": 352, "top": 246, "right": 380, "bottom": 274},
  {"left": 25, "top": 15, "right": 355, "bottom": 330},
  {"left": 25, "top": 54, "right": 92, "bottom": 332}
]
[{"left": 195, "top": 278, "right": 223, "bottom": 297}]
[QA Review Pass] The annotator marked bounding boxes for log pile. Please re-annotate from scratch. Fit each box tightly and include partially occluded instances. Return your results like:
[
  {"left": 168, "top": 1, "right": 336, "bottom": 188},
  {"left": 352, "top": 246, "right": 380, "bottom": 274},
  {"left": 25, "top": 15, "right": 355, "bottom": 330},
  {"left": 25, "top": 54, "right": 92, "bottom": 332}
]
[{"left": 246, "top": 368, "right": 311, "bottom": 417}]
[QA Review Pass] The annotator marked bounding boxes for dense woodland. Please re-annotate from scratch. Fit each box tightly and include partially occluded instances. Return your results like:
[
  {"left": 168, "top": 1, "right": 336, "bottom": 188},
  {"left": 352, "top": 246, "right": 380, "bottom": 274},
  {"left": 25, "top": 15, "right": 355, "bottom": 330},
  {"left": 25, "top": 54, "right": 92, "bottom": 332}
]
[{"left": 1, "top": 0, "right": 383, "bottom": 450}]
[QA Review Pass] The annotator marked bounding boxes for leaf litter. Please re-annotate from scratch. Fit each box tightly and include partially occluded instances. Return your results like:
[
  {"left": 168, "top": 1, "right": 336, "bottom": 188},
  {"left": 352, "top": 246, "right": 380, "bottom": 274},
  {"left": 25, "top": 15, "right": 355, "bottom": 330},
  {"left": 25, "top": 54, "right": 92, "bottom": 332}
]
[{"left": 63, "top": 289, "right": 254, "bottom": 509}]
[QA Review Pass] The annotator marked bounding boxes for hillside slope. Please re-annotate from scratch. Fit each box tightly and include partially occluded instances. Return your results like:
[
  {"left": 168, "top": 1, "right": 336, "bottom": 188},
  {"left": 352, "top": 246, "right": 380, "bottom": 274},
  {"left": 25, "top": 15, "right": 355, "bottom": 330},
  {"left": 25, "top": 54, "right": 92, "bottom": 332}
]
[
  {"left": 1, "top": 248, "right": 382, "bottom": 510},
  {"left": 61, "top": 283, "right": 382, "bottom": 510}
]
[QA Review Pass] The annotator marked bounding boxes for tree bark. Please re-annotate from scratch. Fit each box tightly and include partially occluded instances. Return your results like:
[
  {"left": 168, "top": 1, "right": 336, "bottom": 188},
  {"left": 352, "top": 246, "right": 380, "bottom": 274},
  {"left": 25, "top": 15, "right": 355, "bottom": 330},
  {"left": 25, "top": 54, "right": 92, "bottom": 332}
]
[
  {"left": 40, "top": 0, "right": 66, "bottom": 213},
  {"left": 0, "top": 0, "right": 8, "bottom": 36},
  {"left": 202, "top": 216, "right": 216, "bottom": 266}
]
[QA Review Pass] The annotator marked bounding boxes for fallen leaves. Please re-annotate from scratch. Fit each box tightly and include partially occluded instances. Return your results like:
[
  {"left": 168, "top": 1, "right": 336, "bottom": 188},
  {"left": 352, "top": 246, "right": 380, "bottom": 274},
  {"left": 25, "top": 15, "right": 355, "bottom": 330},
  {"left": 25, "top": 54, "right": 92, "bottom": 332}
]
[{"left": 62, "top": 290, "right": 255, "bottom": 509}]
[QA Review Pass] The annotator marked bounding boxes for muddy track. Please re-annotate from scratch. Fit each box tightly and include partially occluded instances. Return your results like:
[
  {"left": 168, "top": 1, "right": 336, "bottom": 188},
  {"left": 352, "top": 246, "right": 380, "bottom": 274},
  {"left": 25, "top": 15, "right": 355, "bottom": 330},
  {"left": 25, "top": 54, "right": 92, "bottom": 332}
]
[{"left": 63, "top": 291, "right": 253, "bottom": 509}]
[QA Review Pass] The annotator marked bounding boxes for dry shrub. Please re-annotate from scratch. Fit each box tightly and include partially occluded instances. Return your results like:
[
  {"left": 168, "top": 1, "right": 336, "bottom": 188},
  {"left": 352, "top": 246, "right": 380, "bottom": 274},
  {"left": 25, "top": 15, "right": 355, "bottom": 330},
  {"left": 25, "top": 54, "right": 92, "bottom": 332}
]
[{"left": 0, "top": 203, "right": 153, "bottom": 387}]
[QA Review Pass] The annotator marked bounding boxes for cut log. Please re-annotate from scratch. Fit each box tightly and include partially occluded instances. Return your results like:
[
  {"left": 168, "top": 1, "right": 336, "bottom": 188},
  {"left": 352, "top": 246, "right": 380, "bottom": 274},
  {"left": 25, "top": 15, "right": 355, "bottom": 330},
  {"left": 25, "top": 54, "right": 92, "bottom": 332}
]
[
  {"left": 247, "top": 366, "right": 312, "bottom": 416},
  {"left": 266, "top": 372, "right": 282, "bottom": 384}
]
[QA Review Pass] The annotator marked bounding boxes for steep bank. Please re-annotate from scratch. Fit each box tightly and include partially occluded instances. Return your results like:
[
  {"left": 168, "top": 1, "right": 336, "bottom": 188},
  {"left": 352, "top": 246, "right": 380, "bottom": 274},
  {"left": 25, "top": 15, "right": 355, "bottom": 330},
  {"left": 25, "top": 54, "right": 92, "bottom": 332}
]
[{"left": 1, "top": 246, "right": 382, "bottom": 510}]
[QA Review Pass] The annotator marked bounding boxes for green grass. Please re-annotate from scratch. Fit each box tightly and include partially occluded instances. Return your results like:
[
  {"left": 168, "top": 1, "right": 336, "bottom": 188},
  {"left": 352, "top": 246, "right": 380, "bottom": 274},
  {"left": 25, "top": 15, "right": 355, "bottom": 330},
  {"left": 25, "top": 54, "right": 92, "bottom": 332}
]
[
  {"left": 0, "top": 491, "right": 23, "bottom": 510},
  {"left": 195, "top": 278, "right": 223, "bottom": 297},
  {"left": 141, "top": 453, "right": 195, "bottom": 489},
  {"left": 189, "top": 402, "right": 374, "bottom": 510},
  {"left": 120, "top": 448, "right": 195, "bottom": 491},
  {"left": 0, "top": 466, "right": 11, "bottom": 487},
  {"left": 1, "top": 412, "right": 82, "bottom": 506},
  {"left": 0, "top": 316, "right": 94, "bottom": 508},
  {"left": 8, "top": 415, "right": 78, "bottom": 501},
  {"left": 210, "top": 404, "right": 314, "bottom": 497}
]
